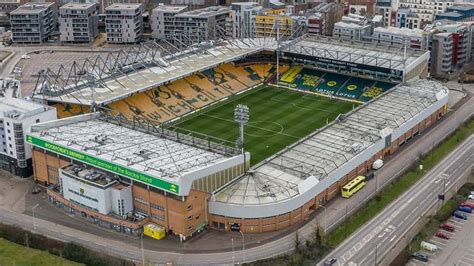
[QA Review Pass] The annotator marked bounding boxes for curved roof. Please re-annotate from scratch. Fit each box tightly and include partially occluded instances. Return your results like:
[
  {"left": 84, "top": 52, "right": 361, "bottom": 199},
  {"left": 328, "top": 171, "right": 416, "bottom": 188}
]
[{"left": 209, "top": 79, "right": 448, "bottom": 218}]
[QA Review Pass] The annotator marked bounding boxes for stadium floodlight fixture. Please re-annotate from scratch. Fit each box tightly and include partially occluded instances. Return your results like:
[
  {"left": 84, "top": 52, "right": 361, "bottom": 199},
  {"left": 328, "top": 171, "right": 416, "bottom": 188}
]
[{"left": 234, "top": 104, "right": 249, "bottom": 124}]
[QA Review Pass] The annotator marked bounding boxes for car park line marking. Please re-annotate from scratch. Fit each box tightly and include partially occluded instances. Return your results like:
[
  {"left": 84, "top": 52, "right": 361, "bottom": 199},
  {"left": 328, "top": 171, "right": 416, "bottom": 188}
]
[
  {"left": 378, "top": 232, "right": 386, "bottom": 238},
  {"left": 389, "top": 235, "right": 397, "bottom": 242},
  {"left": 463, "top": 253, "right": 474, "bottom": 260},
  {"left": 449, "top": 219, "right": 465, "bottom": 225},
  {"left": 429, "top": 239, "right": 446, "bottom": 246}
]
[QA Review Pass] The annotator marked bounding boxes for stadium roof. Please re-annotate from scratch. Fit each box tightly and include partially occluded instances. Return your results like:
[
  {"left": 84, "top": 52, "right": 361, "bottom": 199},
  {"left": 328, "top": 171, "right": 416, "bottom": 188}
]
[
  {"left": 280, "top": 35, "right": 427, "bottom": 72},
  {"left": 33, "top": 38, "right": 277, "bottom": 106},
  {"left": 211, "top": 79, "right": 448, "bottom": 217},
  {"left": 27, "top": 112, "right": 243, "bottom": 196}
]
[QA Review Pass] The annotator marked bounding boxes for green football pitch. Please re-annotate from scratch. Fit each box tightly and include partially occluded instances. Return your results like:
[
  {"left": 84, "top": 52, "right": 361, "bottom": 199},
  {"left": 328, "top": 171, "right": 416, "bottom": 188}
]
[{"left": 171, "top": 86, "right": 356, "bottom": 165}]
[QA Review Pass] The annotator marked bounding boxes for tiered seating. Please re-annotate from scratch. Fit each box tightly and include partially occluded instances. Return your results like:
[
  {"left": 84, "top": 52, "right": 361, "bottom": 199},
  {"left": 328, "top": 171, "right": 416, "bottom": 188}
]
[
  {"left": 334, "top": 77, "right": 376, "bottom": 100},
  {"left": 280, "top": 66, "right": 303, "bottom": 83},
  {"left": 358, "top": 81, "right": 396, "bottom": 102},
  {"left": 107, "top": 63, "right": 268, "bottom": 124},
  {"left": 54, "top": 103, "right": 90, "bottom": 118}
]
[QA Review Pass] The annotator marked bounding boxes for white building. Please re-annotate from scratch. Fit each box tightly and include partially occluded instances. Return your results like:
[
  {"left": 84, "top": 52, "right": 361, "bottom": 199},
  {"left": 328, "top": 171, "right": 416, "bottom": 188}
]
[
  {"left": 372, "top": 26, "right": 427, "bottom": 49},
  {"left": 59, "top": 3, "right": 99, "bottom": 43},
  {"left": 230, "top": 2, "right": 263, "bottom": 39},
  {"left": 333, "top": 14, "right": 371, "bottom": 41},
  {"left": 151, "top": 5, "right": 188, "bottom": 40},
  {"left": 0, "top": 98, "right": 56, "bottom": 177},
  {"left": 10, "top": 2, "right": 55, "bottom": 44},
  {"left": 105, "top": 3, "right": 143, "bottom": 44},
  {"left": 397, "top": 0, "right": 454, "bottom": 29},
  {"left": 60, "top": 165, "right": 133, "bottom": 217}
]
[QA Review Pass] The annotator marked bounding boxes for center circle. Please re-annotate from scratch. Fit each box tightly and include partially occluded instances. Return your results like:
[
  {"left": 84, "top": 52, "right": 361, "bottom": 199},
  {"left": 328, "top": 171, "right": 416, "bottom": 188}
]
[{"left": 245, "top": 121, "right": 284, "bottom": 137}]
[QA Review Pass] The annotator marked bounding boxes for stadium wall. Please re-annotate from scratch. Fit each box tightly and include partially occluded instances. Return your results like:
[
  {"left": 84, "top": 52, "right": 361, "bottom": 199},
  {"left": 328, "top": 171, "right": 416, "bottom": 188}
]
[{"left": 207, "top": 93, "right": 449, "bottom": 233}]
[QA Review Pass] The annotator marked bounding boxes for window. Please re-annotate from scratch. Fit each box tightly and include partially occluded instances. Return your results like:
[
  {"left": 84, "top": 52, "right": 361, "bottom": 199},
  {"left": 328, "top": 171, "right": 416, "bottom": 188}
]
[
  {"left": 150, "top": 203, "right": 165, "bottom": 211},
  {"left": 187, "top": 215, "right": 193, "bottom": 221},
  {"left": 187, "top": 205, "right": 193, "bottom": 211},
  {"left": 134, "top": 197, "right": 148, "bottom": 205},
  {"left": 36, "top": 119, "right": 40, "bottom": 123}
]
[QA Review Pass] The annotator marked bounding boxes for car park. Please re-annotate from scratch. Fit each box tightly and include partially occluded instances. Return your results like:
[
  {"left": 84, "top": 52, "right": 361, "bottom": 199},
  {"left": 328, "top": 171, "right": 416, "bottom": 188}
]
[
  {"left": 412, "top": 251, "right": 429, "bottom": 262},
  {"left": 435, "top": 231, "right": 450, "bottom": 240},
  {"left": 460, "top": 202, "right": 474, "bottom": 209}
]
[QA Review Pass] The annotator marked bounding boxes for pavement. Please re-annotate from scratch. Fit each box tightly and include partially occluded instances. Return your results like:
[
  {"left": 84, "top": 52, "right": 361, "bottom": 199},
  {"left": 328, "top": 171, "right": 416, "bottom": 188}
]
[
  {"left": 407, "top": 210, "right": 474, "bottom": 266},
  {"left": 319, "top": 135, "right": 474, "bottom": 266}
]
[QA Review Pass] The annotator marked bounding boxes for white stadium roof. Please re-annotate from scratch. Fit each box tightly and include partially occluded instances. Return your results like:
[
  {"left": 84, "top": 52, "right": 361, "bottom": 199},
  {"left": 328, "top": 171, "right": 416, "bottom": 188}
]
[
  {"left": 27, "top": 112, "right": 244, "bottom": 196},
  {"left": 33, "top": 38, "right": 277, "bottom": 106},
  {"left": 210, "top": 79, "right": 448, "bottom": 218}
]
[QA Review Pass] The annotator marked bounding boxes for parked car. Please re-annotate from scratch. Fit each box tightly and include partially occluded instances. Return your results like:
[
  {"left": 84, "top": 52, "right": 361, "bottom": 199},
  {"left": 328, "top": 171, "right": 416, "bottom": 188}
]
[
  {"left": 439, "top": 223, "right": 455, "bottom": 232},
  {"left": 468, "top": 195, "right": 474, "bottom": 200},
  {"left": 435, "top": 231, "right": 450, "bottom": 240},
  {"left": 324, "top": 257, "right": 337, "bottom": 265},
  {"left": 31, "top": 186, "right": 41, "bottom": 194},
  {"left": 460, "top": 202, "right": 474, "bottom": 209},
  {"left": 412, "top": 251, "right": 429, "bottom": 262},
  {"left": 458, "top": 206, "right": 472, "bottom": 213},
  {"left": 453, "top": 210, "right": 468, "bottom": 220}
]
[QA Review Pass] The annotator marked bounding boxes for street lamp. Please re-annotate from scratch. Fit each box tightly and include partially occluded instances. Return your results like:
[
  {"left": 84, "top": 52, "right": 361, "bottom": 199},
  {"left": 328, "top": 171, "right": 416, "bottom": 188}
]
[
  {"left": 319, "top": 204, "right": 327, "bottom": 233},
  {"left": 32, "top": 203, "right": 39, "bottom": 232},
  {"left": 234, "top": 104, "right": 249, "bottom": 171},
  {"left": 240, "top": 230, "right": 245, "bottom": 263},
  {"left": 141, "top": 232, "right": 145, "bottom": 265}
]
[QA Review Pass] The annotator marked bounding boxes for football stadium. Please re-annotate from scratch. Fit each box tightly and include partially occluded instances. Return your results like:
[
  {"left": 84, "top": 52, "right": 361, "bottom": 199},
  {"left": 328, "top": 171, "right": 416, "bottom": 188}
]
[{"left": 27, "top": 35, "right": 449, "bottom": 238}]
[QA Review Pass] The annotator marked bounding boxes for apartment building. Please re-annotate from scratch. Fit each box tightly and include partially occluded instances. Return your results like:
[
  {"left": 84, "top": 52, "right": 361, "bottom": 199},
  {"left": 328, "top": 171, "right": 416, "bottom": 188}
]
[
  {"left": 10, "top": 2, "right": 55, "bottom": 44},
  {"left": 151, "top": 5, "right": 187, "bottom": 40},
  {"left": 59, "top": 3, "right": 99, "bottom": 43},
  {"left": 307, "top": 2, "right": 344, "bottom": 36},
  {"left": 436, "top": 5, "right": 474, "bottom": 23},
  {"left": 0, "top": 98, "right": 56, "bottom": 177},
  {"left": 171, "top": 0, "right": 219, "bottom": 10},
  {"left": 230, "top": 2, "right": 263, "bottom": 38},
  {"left": 171, "top": 6, "right": 231, "bottom": 45},
  {"left": 372, "top": 26, "right": 428, "bottom": 49},
  {"left": 397, "top": 0, "right": 454, "bottom": 29},
  {"left": 374, "top": 0, "right": 392, "bottom": 26},
  {"left": 0, "top": 0, "right": 21, "bottom": 26},
  {"left": 430, "top": 32, "right": 454, "bottom": 78},
  {"left": 105, "top": 3, "right": 143, "bottom": 44},
  {"left": 332, "top": 14, "right": 372, "bottom": 41}
]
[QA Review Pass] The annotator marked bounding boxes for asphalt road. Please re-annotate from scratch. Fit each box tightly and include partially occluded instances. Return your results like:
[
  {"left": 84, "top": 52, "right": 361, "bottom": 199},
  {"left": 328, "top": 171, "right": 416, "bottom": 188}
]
[{"left": 319, "top": 135, "right": 474, "bottom": 266}]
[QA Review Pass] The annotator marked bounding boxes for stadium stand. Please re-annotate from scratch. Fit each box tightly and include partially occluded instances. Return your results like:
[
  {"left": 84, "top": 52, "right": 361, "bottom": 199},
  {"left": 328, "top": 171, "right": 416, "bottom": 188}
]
[
  {"left": 54, "top": 103, "right": 90, "bottom": 118},
  {"left": 106, "top": 63, "right": 279, "bottom": 124},
  {"left": 279, "top": 67, "right": 397, "bottom": 102}
]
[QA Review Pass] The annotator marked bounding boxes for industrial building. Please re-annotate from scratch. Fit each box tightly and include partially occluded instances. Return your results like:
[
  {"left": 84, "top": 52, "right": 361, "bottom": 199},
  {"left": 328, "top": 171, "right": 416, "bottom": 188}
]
[
  {"left": 105, "top": 3, "right": 143, "bottom": 44},
  {"left": 0, "top": 98, "right": 56, "bottom": 177},
  {"left": 10, "top": 2, "right": 55, "bottom": 44},
  {"left": 59, "top": 3, "right": 99, "bottom": 43}
]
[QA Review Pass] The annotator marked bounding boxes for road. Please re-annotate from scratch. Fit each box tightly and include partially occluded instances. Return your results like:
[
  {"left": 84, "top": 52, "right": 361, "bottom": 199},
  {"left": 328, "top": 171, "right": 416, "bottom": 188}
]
[{"left": 319, "top": 135, "right": 474, "bottom": 266}]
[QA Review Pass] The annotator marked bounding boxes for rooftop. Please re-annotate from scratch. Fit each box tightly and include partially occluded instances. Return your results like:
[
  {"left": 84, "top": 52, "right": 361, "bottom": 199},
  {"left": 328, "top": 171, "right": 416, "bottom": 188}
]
[
  {"left": 281, "top": 35, "right": 426, "bottom": 71},
  {"left": 0, "top": 98, "right": 51, "bottom": 119},
  {"left": 28, "top": 112, "right": 242, "bottom": 195},
  {"left": 213, "top": 79, "right": 447, "bottom": 209},
  {"left": 106, "top": 3, "right": 142, "bottom": 10},
  {"left": 373, "top": 26, "right": 424, "bottom": 38},
  {"left": 11, "top": 2, "right": 53, "bottom": 14},
  {"left": 175, "top": 6, "right": 230, "bottom": 18},
  {"left": 60, "top": 3, "right": 96, "bottom": 10},
  {"left": 152, "top": 5, "right": 187, "bottom": 13},
  {"left": 448, "top": 4, "right": 474, "bottom": 11}
]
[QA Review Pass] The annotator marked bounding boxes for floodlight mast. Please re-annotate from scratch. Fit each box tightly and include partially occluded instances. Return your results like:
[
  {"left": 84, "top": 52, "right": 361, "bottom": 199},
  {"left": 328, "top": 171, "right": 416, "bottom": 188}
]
[{"left": 234, "top": 104, "right": 249, "bottom": 171}]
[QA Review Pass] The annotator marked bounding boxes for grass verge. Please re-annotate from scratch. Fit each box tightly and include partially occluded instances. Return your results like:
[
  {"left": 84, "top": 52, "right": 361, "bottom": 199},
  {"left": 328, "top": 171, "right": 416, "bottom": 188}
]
[{"left": 0, "top": 237, "right": 81, "bottom": 266}]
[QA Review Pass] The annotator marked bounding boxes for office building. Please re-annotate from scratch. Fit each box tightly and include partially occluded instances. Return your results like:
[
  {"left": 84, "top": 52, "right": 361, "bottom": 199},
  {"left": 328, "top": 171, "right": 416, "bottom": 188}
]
[
  {"left": 105, "top": 3, "right": 143, "bottom": 44},
  {"left": 10, "top": 2, "right": 55, "bottom": 44},
  {"left": 59, "top": 3, "right": 99, "bottom": 43}
]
